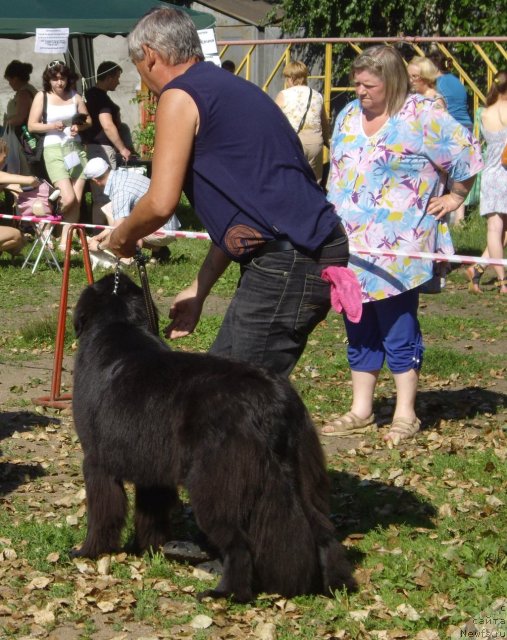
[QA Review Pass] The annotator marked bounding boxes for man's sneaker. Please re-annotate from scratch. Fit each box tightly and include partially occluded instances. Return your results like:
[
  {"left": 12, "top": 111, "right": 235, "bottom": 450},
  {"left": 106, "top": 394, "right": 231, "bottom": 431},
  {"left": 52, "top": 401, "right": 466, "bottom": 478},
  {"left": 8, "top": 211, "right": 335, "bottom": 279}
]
[{"left": 149, "top": 245, "right": 171, "bottom": 265}]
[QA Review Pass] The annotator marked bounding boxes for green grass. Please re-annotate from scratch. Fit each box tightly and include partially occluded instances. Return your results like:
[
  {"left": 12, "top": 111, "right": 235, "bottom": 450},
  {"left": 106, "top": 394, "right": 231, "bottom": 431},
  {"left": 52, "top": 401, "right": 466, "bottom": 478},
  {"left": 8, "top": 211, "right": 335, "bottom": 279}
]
[
  {"left": 0, "top": 202, "right": 506, "bottom": 639},
  {"left": 449, "top": 206, "right": 488, "bottom": 255}
]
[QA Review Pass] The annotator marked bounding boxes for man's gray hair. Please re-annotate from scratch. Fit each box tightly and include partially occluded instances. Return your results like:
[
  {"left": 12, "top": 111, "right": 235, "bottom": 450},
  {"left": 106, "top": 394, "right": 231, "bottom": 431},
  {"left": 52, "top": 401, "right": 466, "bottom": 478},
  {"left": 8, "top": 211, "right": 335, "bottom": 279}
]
[{"left": 128, "top": 7, "right": 204, "bottom": 65}]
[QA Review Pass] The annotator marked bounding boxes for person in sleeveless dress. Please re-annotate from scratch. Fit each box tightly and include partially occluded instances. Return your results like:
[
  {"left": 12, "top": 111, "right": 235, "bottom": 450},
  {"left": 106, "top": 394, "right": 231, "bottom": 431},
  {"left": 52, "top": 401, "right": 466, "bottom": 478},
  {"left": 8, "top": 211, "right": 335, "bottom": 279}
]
[
  {"left": 27, "top": 61, "right": 91, "bottom": 253},
  {"left": 468, "top": 71, "right": 507, "bottom": 294},
  {"left": 98, "top": 7, "right": 350, "bottom": 377},
  {"left": 3, "top": 60, "right": 38, "bottom": 177}
]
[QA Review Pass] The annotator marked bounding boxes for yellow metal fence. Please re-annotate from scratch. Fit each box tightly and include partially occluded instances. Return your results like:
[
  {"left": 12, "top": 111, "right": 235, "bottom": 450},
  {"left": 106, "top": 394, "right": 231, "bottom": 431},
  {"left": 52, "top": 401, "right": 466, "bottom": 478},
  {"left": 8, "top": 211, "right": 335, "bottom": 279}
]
[{"left": 217, "top": 36, "right": 507, "bottom": 117}]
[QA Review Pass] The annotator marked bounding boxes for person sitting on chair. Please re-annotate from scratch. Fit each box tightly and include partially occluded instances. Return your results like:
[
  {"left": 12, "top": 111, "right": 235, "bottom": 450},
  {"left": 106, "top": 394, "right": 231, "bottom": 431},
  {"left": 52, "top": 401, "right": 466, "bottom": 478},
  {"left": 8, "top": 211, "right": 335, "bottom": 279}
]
[
  {"left": 83, "top": 157, "right": 180, "bottom": 264},
  {"left": 0, "top": 139, "right": 40, "bottom": 257}
]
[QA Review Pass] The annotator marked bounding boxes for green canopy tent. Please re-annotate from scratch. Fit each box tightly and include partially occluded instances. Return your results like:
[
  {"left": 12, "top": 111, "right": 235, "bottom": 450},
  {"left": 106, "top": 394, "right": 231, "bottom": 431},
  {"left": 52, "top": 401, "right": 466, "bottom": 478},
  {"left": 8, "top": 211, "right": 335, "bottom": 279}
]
[
  {"left": 0, "top": 0, "right": 216, "bottom": 37},
  {"left": 0, "top": 1, "right": 216, "bottom": 91}
]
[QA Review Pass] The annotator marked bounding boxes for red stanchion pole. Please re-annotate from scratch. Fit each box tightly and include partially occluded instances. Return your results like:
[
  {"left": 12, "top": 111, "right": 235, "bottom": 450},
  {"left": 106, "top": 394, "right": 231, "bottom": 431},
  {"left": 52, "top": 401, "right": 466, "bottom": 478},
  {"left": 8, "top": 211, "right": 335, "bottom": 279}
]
[{"left": 33, "top": 225, "right": 93, "bottom": 409}]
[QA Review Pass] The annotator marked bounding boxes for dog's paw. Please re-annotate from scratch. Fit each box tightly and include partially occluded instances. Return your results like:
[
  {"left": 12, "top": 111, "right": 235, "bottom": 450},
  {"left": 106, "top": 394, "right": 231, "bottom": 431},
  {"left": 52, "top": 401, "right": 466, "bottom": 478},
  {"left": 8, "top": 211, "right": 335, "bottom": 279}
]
[{"left": 69, "top": 546, "right": 116, "bottom": 560}]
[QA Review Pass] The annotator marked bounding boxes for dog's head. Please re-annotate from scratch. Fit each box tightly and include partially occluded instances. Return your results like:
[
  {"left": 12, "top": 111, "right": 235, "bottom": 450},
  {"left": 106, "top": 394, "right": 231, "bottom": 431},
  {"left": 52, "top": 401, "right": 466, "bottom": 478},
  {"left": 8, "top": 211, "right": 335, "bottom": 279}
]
[{"left": 73, "top": 273, "right": 158, "bottom": 337}]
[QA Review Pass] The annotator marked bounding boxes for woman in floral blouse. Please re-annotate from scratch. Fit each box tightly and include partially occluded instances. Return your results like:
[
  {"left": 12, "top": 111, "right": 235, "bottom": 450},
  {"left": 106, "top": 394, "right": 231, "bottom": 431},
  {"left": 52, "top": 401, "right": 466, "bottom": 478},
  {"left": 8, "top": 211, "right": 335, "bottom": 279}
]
[{"left": 323, "top": 45, "right": 483, "bottom": 444}]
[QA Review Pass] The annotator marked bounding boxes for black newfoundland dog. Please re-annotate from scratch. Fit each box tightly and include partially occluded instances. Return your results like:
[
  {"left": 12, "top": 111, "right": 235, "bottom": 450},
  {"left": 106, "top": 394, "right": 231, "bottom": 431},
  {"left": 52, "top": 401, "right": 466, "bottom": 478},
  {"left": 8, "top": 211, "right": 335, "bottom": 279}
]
[{"left": 71, "top": 273, "right": 356, "bottom": 602}]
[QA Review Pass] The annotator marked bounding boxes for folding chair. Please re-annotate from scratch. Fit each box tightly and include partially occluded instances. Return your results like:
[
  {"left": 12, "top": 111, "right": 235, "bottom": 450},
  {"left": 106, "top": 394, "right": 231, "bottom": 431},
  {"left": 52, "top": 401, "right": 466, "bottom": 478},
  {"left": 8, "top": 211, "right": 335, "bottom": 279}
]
[
  {"left": 22, "top": 216, "right": 62, "bottom": 273},
  {"left": 16, "top": 181, "right": 62, "bottom": 274}
]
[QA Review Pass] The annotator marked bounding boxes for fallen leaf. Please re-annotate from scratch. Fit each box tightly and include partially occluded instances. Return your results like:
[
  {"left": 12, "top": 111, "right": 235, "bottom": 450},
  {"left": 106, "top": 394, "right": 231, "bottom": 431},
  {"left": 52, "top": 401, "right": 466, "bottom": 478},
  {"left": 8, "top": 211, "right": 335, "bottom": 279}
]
[
  {"left": 190, "top": 614, "right": 213, "bottom": 629},
  {"left": 27, "top": 576, "right": 52, "bottom": 590},
  {"left": 96, "top": 598, "right": 119, "bottom": 612},
  {"left": 254, "top": 622, "right": 277, "bottom": 640},
  {"left": 349, "top": 609, "right": 370, "bottom": 621},
  {"left": 32, "top": 607, "right": 56, "bottom": 625},
  {"left": 97, "top": 556, "right": 111, "bottom": 575},
  {"left": 415, "top": 631, "right": 440, "bottom": 639},
  {"left": 394, "top": 603, "right": 420, "bottom": 621}
]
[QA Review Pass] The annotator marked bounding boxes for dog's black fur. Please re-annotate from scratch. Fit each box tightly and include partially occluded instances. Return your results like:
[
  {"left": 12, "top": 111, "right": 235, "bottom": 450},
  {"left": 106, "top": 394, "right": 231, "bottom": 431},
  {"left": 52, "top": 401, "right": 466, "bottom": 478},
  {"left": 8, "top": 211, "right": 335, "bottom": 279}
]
[{"left": 72, "top": 273, "right": 356, "bottom": 602}]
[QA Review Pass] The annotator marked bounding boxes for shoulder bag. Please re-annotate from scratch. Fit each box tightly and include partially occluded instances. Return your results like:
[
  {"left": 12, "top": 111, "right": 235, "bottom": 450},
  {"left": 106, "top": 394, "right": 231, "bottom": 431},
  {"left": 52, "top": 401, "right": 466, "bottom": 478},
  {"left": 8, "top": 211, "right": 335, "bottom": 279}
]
[
  {"left": 501, "top": 139, "right": 507, "bottom": 167},
  {"left": 464, "top": 106, "right": 483, "bottom": 207},
  {"left": 296, "top": 88, "right": 313, "bottom": 134},
  {"left": 19, "top": 92, "right": 47, "bottom": 165}
]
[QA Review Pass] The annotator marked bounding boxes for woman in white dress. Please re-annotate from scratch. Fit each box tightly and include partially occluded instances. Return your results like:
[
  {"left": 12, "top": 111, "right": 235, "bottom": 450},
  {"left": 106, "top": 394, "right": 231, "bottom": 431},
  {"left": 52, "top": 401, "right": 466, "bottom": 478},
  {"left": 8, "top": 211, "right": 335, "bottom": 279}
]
[
  {"left": 28, "top": 61, "right": 91, "bottom": 253},
  {"left": 470, "top": 70, "right": 507, "bottom": 294},
  {"left": 275, "top": 60, "right": 330, "bottom": 184}
]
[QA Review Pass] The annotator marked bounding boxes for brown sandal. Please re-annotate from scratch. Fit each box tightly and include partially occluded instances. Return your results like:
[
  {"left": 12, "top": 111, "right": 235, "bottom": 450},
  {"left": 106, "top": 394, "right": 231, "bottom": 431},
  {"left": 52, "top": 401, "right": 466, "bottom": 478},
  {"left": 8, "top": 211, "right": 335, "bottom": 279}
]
[
  {"left": 383, "top": 417, "right": 421, "bottom": 445},
  {"left": 494, "top": 278, "right": 507, "bottom": 294},
  {"left": 466, "top": 264, "right": 484, "bottom": 294},
  {"left": 321, "top": 412, "right": 375, "bottom": 437}
]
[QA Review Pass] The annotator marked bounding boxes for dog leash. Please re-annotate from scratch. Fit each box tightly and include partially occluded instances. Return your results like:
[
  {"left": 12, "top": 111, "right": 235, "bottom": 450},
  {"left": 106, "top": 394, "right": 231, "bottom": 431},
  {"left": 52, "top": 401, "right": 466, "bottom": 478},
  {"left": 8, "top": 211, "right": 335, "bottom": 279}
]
[
  {"left": 111, "top": 251, "right": 159, "bottom": 336},
  {"left": 134, "top": 249, "right": 159, "bottom": 336}
]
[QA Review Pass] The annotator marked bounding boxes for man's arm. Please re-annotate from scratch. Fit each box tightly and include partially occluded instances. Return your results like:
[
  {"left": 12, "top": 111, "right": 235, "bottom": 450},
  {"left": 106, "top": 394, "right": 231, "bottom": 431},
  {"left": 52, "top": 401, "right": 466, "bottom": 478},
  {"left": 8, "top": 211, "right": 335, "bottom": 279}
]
[
  {"left": 103, "top": 88, "right": 198, "bottom": 258},
  {"left": 165, "top": 243, "right": 232, "bottom": 339},
  {"left": 98, "top": 112, "right": 131, "bottom": 162},
  {"left": 0, "top": 173, "right": 39, "bottom": 188}
]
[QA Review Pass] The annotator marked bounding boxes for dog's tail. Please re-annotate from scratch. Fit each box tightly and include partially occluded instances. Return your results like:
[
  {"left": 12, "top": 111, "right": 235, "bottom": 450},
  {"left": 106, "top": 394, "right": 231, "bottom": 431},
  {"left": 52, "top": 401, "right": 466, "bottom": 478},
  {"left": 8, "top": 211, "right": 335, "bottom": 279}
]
[{"left": 296, "top": 406, "right": 358, "bottom": 595}]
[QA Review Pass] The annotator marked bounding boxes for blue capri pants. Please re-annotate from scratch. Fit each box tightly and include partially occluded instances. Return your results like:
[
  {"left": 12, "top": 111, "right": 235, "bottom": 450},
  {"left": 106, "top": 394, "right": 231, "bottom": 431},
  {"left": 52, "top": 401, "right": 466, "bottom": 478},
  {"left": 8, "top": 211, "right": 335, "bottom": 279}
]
[{"left": 343, "top": 288, "right": 424, "bottom": 374}]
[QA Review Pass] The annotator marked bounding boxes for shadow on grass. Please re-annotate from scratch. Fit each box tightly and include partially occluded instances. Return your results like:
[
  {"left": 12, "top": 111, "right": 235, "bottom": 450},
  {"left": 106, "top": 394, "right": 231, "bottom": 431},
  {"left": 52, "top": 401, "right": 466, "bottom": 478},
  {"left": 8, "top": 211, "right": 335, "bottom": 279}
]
[
  {"left": 0, "top": 460, "right": 46, "bottom": 496},
  {"left": 327, "top": 470, "right": 437, "bottom": 570},
  {"left": 0, "top": 410, "right": 58, "bottom": 496},
  {"left": 416, "top": 386, "right": 506, "bottom": 427},
  {"left": 329, "top": 469, "right": 437, "bottom": 536},
  {"left": 370, "top": 387, "right": 505, "bottom": 429}
]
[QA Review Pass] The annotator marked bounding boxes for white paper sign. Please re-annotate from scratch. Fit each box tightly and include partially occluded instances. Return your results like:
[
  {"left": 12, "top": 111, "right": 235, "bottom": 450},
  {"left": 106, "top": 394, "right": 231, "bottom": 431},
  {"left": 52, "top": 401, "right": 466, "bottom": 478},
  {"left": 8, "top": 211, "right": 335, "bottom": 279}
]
[
  {"left": 208, "top": 55, "right": 222, "bottom": 67},
  {"left": 198, "top": 28, "right": 218, "bottom": 56},
  {"left": 35, "top": 28, "right": 69, "bottom": 54},
  {"left": 63, "top": 150, "right": 81, "bottom": 170}
]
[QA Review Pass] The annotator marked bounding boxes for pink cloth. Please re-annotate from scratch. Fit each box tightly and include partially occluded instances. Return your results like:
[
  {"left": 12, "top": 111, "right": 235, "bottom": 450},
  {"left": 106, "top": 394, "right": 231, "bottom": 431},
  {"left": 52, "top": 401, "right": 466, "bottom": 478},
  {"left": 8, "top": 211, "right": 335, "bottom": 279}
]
[{"left": 321, "top": 266, "right": 363, "bottom": 323}]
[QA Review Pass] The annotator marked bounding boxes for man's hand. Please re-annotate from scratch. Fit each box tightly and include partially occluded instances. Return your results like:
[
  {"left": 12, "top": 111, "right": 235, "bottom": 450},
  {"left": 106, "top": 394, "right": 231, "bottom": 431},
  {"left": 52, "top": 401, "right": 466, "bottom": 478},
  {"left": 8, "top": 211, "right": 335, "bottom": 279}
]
[
  {"left": 98, "top": 222, "right": 140, "bottom": 258},
  {"left": 164, "top": 286, "right": 204, "bottom": 339},
  {"left": 119, "top": 148, "right": 132, "bottom": 163},
  {"left": 88, "top": 228, "right": 110, "bottom": 252}
]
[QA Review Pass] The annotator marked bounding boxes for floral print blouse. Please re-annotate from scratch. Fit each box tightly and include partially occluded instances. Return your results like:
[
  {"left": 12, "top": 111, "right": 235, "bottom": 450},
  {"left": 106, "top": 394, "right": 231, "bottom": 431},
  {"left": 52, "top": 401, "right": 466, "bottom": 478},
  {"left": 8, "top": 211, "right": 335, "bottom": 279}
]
[
  {"left": 327, "top": 94, "right": 483, "bottom": 302},
  {"left": 278, "top": 85, "right": 324, "bottom": 135}
]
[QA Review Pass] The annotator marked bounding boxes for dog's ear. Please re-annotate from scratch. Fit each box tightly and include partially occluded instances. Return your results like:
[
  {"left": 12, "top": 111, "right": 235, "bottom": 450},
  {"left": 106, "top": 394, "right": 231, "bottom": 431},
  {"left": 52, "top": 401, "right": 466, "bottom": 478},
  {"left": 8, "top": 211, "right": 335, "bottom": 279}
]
[
  {"left": 73, "top": 287, "right": 98, "bottom": 337},
  {"left": 73, "top": 306, "right": 87, "bottom": 338}
]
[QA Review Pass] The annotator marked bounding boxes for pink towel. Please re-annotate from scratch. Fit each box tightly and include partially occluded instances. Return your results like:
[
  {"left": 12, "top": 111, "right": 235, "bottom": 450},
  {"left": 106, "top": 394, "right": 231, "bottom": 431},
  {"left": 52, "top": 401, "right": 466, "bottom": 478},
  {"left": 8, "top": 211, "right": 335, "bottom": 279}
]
[{"left": 321, "top": 266, "right": 363, "bottom": 323}]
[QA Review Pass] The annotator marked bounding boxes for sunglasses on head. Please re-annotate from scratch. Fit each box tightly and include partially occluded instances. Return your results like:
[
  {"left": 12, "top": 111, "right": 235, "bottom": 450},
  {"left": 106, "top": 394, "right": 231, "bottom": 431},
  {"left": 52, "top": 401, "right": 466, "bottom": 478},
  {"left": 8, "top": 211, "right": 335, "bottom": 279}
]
[{"left": 47, "top": 60, "right": 65, "bottom": 69}]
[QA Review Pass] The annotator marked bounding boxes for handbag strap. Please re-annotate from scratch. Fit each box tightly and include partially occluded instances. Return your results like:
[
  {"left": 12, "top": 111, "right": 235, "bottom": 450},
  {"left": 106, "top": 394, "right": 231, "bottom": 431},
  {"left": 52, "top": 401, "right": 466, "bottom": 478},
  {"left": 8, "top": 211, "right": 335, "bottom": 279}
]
[
  {"left": 42, "top": 92, "right": 47, "bottom": 125},
  {"left": 296, "top": 88, "right": 313, "bottom": 134},
  {"left": 473, "top": 106, "right": 483, "bottom": 139}
]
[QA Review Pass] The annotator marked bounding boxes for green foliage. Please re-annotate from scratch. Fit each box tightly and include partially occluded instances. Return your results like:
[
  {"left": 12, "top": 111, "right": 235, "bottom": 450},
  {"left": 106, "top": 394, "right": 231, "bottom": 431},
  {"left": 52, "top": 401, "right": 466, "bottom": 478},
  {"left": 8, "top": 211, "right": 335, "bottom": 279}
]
[
  {"left": 276, "top": 0, "right": 507, "bottom": 40},
  {"left": 275, "top": 0, "right": 507, "bottom": 91},
  {"left": 131, "top": 91, "right": 157, "bottom": 158}
]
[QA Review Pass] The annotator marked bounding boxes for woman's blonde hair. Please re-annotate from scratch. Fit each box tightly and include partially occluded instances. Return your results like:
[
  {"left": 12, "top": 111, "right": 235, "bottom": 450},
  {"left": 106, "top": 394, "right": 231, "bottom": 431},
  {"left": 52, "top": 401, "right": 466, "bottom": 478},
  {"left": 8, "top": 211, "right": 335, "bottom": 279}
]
[
  {"left": 0, "top": 139, "right": 8, "bottom": 156},
  {"left": 409, "top": 56, "right": 439, "bottom": 88},
  {"left": 283, "top": 60, "right": 309, "bottom": 86},
  {"left": 351, "top": 45, "right": 410, "bottom": 115}
]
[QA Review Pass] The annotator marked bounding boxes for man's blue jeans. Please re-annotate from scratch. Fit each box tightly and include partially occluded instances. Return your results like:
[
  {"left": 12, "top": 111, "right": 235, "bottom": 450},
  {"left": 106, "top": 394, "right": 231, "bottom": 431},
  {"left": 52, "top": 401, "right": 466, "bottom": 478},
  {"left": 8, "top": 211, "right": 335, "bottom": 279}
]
[{"left": 210, "top": 230, "right": 349, "bottom": 376}]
